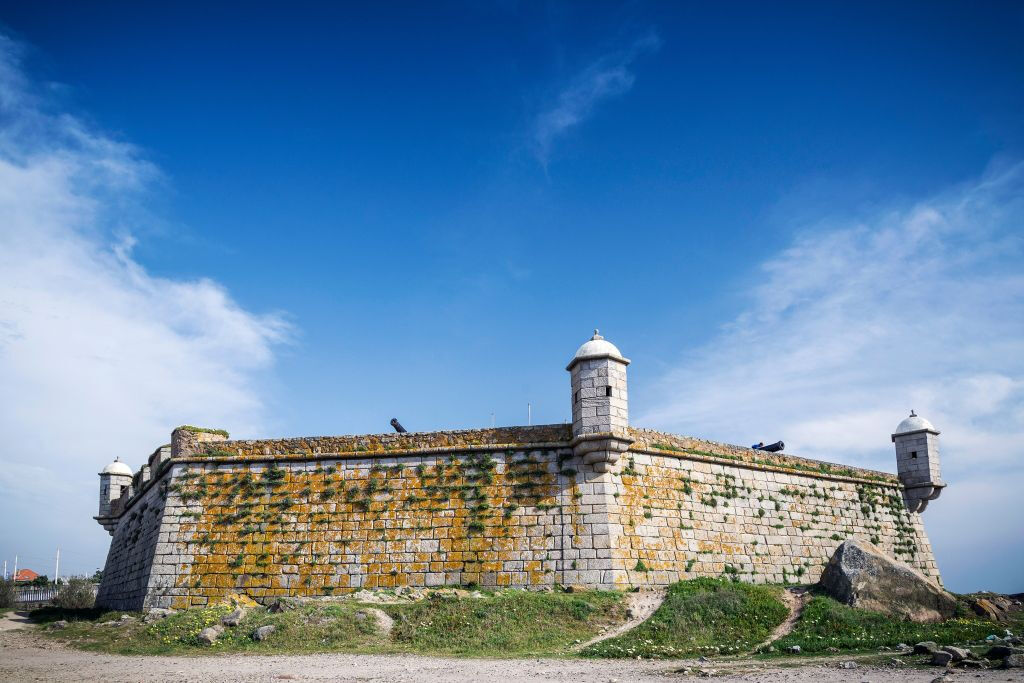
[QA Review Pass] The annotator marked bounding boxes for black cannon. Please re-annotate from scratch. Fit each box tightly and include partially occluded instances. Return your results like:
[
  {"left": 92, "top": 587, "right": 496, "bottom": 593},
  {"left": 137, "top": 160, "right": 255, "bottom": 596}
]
[
  {"left": 753, "top": 440, "right": 784, "bottom": 453},
  {"left": 390, "top": 418, "right": 407, "bottom": 433}
]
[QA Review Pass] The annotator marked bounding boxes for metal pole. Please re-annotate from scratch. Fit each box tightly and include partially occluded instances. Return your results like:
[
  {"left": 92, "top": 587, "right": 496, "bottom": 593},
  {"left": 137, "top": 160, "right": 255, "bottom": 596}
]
[
  {"left": 2, "top": 560, "right": 6, "bottom": 580},
  {"left": 12, "top": 555, "right": 17, "bottom": 583},
  {"left": 528, "top": 403, "right": 531, "bottom": 425},
  {"left": 54, "top": 548, "right": 60, "bottom": 585}
]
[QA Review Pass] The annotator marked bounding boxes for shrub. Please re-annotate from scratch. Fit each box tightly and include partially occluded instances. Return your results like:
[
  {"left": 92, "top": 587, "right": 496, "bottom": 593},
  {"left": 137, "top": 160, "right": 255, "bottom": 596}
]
[
  {"left": 53, "top": 577, "right": 96, "bottom": 609},
  {"left": 0, "top": 578, "right": 15, "bottom": 608}
]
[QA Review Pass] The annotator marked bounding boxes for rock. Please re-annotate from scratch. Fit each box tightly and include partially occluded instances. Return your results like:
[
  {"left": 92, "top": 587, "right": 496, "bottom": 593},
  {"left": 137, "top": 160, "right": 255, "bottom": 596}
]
[
  {"left": 930, "top": 651, "right": 953, "bottom": 666},
  {"left": 915, "top": 642, "right": 939, "bottom": 655},
  {"left": 930, "top": 676, "right": 951, "bottom": 683},
  {"left": 143, "top": 608, "right": 174, "bottom": 623},
  {"left": 970, "top": 597, "right": 1007, "bottom": 622},
  {"left": 940, "top": 646, "right": 971, "bottom": 662},
  {"left": 253, "top": 624, "right": 276, "bottom": 642},
  {"left": 839, "top": 661, "right": 858, "bottom": 669},
  {"left": 1002, "top": 654, "right": 1024, "bottom": 668},
  {"left": 198, "top": 625, "right": 224, "bottom": 645},
  {"left": 221, "top": 607, "right": 247, "bottom": 627},
  {"left": 50, "top": 620, "right": 68, "bottom": 630},
  {"left": 786, "top": 645, "right": 801, "bottom": 654},
  {"left": 268, "top": 597, "right": 309, "bottom": 613},
  {"left": 118, "top": 614, "right": 137, "bottom": 623},
  {"left": 818, "top": 540, "right": 957, "bottom": 623},
  {"left": 986, "top": 645, "right": 1024, "bottom": 659}
]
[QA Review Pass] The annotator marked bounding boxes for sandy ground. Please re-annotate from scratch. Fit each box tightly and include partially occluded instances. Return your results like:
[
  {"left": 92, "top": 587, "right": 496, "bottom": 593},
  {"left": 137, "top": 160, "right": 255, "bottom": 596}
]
[{"left": 2, "top": 611, "right": 1022, "bottom": 683}]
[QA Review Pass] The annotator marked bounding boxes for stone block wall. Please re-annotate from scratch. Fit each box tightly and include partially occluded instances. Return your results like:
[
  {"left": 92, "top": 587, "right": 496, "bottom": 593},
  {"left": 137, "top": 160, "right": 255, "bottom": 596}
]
[
  {"left": 94, "top": 473, "right": 169, "bottom": 610},
  {"left": 607, "top": 448, "right": 938, "bottom": 587}
]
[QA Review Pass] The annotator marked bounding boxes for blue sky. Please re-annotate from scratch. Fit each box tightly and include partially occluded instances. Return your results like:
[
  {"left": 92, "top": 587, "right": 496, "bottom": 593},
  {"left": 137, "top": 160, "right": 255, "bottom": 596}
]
[{"left": 0, "top": 2, "right": 1021, "bottom": 591}]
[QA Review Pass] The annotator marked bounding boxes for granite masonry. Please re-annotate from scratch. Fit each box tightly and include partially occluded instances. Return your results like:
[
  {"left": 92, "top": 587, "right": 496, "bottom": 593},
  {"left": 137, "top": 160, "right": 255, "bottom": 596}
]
[{"left": 94, "top": 331, "right": 944, "bottom": 610}]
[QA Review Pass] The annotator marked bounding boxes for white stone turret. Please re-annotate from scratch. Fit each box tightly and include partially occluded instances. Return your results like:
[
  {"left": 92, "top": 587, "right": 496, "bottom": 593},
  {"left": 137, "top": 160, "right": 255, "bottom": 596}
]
[
  {"left": 567, "top": 330, "right": 633, "bottom": 471},
  {"left": 892, "top": 411, "right": 944, "bottom": 513},
  {"left": 96, "top": 457, "right": 133, "bottom": 534}
]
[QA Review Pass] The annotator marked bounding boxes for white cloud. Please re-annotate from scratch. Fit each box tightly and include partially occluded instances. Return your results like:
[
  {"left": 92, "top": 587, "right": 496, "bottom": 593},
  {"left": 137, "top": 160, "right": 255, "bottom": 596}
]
[
  {"left": 0, "top": 35, "right": 289, "bottom": 576},
  {"left": 532, "top": 32, "right": 660, "bottom": 167},
  {"left": 638, "top": 163, "right": 1024, "bottom": 592}
]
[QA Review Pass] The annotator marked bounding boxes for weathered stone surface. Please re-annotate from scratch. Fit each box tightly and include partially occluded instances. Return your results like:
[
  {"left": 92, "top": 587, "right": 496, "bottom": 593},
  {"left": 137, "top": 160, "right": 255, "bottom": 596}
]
[
  {"left": 50, "top": 620, "right": 68, "bottom": 630},
  {"left": 253, "top": 624, "right": 276, "bottom": 641},
  {"left": 198, "top": 625, "right": 223, "bottom": 645},
  {"left": 915, "top": 641, "right": 939, "bottom": 655},
  {"left": 930, "top": 651, "right": 953, "bottom": 666},
  {"left": 818, "top": 540, "right": 956, "bottom": 623},
  {"left": 1003, "top": 654, "right": 1024, "bottom": 669}
]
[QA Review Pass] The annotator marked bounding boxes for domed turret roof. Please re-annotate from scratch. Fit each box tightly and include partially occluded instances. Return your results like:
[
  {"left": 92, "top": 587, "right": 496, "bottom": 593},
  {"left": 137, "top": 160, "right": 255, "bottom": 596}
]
[
  {"left": 567, "top": 330, "right": 630, "bottom": 370},
  {"left": 101, "top": 457, "right": 133, "bottom": 476},
  {"left": 894, "top": 411, "right": 937, "bottom": 435}
]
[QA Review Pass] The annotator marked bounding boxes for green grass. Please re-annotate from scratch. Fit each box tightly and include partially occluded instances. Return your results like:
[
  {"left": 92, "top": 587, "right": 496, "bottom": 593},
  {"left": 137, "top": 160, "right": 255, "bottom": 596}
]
[
  {"left": 770, "top": 594, "right": 1013, "bottom": 654},
  {"left": 582, "top": 578, "right": 789, "bottom": 659},
  {"left": 33, "top": 589, "right": 624, "bottom": 657},
  {"left": 386, "top": 590, "right": 623, "bottom": 656}
]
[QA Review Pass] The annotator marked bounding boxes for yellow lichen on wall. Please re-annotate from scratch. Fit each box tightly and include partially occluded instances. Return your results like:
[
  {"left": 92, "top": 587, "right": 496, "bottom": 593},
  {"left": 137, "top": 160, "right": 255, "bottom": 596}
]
[{"left": 164, "top": 450, "right": 576, "bottom": 608}]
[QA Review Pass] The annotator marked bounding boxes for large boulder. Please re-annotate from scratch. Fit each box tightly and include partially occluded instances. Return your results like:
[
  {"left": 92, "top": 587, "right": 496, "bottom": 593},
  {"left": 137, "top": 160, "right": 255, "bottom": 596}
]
[{"left": 818, "top": 540, "right": 957, "bottom": 623}]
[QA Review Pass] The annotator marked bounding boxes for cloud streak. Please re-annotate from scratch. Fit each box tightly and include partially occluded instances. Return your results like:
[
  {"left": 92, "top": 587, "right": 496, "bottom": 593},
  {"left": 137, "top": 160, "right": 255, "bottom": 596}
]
[
  {"left": 638, "top": 163, "right": 1024, "bottom": 592},
  {"left": 532, "top": 32, "right": 660, "bottom": 167},
  {"left": 0, "top": 35, "right": 290, "bottom": 575}
]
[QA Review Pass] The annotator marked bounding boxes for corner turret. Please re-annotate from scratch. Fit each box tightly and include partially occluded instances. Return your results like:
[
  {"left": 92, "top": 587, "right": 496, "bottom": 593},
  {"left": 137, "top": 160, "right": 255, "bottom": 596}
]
[
  {"left": 566, "top": 330, "right": 633, "bottom": 471},
  {"left": 96, "top": 458, "right": 133, "bottom": 534},
  {"left": 892, "top": 410, "right": 945, "bottom": 512}
]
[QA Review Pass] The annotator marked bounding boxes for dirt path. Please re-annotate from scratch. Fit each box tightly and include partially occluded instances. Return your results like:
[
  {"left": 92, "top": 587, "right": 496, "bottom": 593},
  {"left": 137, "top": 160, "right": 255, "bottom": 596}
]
[
  {"left": 754, "top": 587, "right": 810, "bottom": 653},
  {"left": 574, "top": 588, "right": 667, "bottom": 650},
  {"left": 0, "top": 611, "right": 33, "bottom": 632},
  {"left": 3, "top": 627, "right": 1023, "bottom": 683}
]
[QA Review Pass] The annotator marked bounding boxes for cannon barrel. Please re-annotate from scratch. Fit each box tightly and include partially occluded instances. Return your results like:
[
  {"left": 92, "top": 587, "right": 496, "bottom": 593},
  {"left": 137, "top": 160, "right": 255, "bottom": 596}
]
[
  {"left": 390, "top": 418, "right": 407, "bottom": 433},
  {"left": 756, "top": 440, "right": 784, "bottom": 453}
]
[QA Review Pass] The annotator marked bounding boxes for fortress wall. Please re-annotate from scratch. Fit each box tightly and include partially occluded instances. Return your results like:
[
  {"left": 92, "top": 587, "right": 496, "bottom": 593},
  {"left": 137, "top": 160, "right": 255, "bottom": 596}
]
[
  {"left": 131, "top": 446, "right": 620, "bottom": 610},
  {"left": 95, "top": 472, "right": 169, "bottom": 610},
  {"left": 608, "top": 448, "right": 939, "bottom": 587},
  {"left": 97, "top": 425, "right": 941, "bottom": 609}
]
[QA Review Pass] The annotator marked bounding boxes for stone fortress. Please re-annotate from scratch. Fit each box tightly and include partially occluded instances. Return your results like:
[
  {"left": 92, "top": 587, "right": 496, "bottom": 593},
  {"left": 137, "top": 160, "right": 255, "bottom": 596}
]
[{"left": 94, "top": 331, "right": 946, "bottom": 611}]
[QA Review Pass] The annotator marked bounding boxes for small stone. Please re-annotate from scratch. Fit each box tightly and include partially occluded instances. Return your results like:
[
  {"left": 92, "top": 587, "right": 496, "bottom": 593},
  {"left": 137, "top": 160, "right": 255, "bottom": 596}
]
[
  {"left": 931, "top": 651, "right": 954, "bottom": 666},
  {"left": 786, "top": 645, "right": 802, "bottom": 654},
  {"left": 50, "top": 620, "right": 68, "bottom": 630},
  {"left": 1002, "top": 653, "right": 1024, "bottom": 668},
  {"left": 941, "top": 646, "right": 971, "bottom": 662},
  {"left": 929, "top": 677, "right": 950, "bottom": 683},
  {"left": 839, "top": 661, "right": 858, "bottom": 669},
  {"left": 198, "top": 625, "right": 223, "bottom": 645},
  {"left": 253, "top": 624, "right": 276, "bottom": 642},
  {"left": 221, "top": 607, "right": 247, "bottom": 627},
  {"left": 915, "top": 641, "right": 940, "bottom": 655}
]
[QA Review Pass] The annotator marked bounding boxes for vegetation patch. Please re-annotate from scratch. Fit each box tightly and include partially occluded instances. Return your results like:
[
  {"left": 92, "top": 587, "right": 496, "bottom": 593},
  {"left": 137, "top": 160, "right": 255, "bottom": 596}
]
[
  {"left": 769, "top": 594, "right": 1016, "bottom": 654},
  {"left": 582, "top": 578, "right": 788, "bottom": 659},
  {"left": 177, "top": 425, "right": 230, "bottom": 438},
  {"left": 34, "top": 589, "right": 623, "bottom": 658},
  {"left": 386, "top": 590, "right": 623, "bottom": 656}
]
